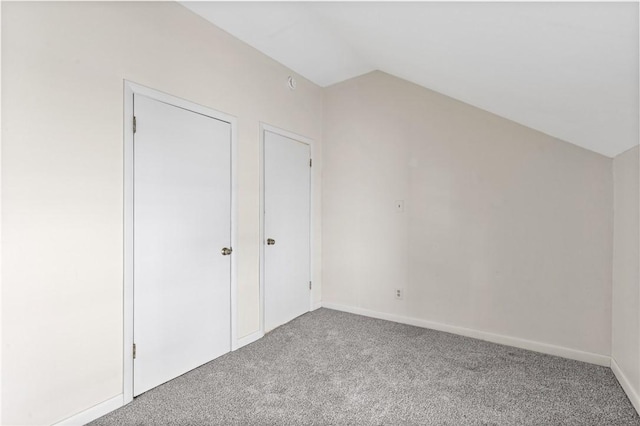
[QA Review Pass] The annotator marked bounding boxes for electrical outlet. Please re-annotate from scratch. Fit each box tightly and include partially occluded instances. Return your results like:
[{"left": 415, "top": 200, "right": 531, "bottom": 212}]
[{"left": 395, "top": 289, "right": 403, "bottom": 300}]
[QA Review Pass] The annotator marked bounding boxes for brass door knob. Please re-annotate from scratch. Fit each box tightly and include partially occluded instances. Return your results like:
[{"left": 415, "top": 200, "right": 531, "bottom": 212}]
[
  {"left": 221, "top": 247, "right": 232, "bottom": 256},
  {"left": 267, "top": 238, "right": 276, "bottom": 245}
]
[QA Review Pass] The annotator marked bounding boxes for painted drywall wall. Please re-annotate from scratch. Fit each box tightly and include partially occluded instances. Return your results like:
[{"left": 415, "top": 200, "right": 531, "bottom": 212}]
[
  {"left": 1, "top": 2, "right": 323, "bottom": 424},
  {"left": 612, "top": 145, "right": 640, "bottom": 406},
  {"left": 322, "top": 71, "right": 613, "bottom": 358}
]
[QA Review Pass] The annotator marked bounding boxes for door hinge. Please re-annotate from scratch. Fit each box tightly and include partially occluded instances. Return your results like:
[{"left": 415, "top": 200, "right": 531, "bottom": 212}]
[
  {"left": 309, "top": 281, "right": 312, "bottom": 290},
  {"left": 133, "top": 343, "right": 137, "bottom": 359},
  {"left": 133, "top": 116, "right": 137, "bottom": 134},
  {"left": 309, "top": 158, "right": 312, "bottom": 167}
]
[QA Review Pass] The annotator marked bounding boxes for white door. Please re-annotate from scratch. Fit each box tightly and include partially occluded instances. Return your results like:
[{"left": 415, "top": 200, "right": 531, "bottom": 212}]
[
  {"left": 264, "top": 130, "right": 311, "bottom": 332},
  {"left": 133, "top": 94, "right": 232, "bottom": 396}
]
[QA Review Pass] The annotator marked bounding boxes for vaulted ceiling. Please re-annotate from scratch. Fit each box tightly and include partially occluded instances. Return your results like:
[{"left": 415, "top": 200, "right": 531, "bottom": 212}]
[{"left": 182, "top": 2, "right": 638, "bottom": 158}]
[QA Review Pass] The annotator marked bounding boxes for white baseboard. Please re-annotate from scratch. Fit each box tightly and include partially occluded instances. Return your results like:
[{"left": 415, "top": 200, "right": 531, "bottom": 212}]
[
  {"left": 234, "top": 330, "right": 263, "bottom": 350},
  {"left": 611, "top": 357, "right": 640, "bottom": 415},
  {"left": 322, "top": 302, "right": 610, "bottom": 367},
  {"left": 53, "top": 394, "right": 123, "bottom": 426},
  {"left": 47, "top": 304, "right": 622, "bottom": 425}
]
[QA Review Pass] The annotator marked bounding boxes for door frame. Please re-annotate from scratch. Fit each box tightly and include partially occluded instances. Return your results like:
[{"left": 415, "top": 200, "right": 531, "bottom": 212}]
[
  {"left": 123, "top": 81, "right": 238, "bottom": 404},
  {"left": 259, "top": 123, "right": 315, "bottom": 335}
]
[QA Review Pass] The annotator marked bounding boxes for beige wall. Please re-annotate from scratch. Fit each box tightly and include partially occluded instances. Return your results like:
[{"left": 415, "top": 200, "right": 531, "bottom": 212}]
[
  {"left": 322, "top": 71, "right": 613, "bottom": 357},
  {"left": 1, "top": 2, "right": 323, "bottom": 424},
  {"left": 612, "top": 145, "right": 640, "bottom": 401}
]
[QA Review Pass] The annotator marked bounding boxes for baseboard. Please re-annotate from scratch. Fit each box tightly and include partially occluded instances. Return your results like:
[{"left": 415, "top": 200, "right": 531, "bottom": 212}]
[
  {"left": 234, "top": 330, "right": 263, "bottom": 351},
  {"left": 611, "top": 357, "right": 640, "bottom": 415},
  {"left": 322, "top": 302, "right": 610, "bottom": 367},
  {"left": 43, "top": 304, "right": 628, "bottom": 425},
  {"left": 52, "top": 394, "right": 123, "bottom": 426}
]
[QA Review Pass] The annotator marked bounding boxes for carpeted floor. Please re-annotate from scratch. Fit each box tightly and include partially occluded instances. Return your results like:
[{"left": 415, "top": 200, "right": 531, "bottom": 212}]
[{"left": 92, "top": 308, "right": 640, "bottom": 425}]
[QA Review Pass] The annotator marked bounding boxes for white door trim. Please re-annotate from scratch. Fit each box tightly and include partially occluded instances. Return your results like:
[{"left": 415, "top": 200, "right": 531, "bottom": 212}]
[
  {"left": 259, "top": 123, "right": 315, "bottom": 335},
  {"left": 123, "top": 81, "right": 238, "bottom": 404}
]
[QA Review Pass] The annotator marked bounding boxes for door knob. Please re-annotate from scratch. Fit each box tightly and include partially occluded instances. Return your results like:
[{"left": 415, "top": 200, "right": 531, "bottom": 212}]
[
  {"left": 221, "top": 247, "right": 232, "bottom": 256},
  {"left": 267, "top": 238, "right": 276, "bottom": 245}
]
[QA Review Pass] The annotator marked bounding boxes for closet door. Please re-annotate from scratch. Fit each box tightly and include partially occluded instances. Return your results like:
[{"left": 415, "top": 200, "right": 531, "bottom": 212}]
[
  {"left": 133, "top": 94, "right": 232, "bottom": 396},
  {"left": 264, "top": 130, "right": 311, "bottom": 332}
]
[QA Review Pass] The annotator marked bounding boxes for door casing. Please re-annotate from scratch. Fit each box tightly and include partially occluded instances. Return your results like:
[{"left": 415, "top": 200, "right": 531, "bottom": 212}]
[
  {"left": 259, "top": 123, "right": 315, "bottom": 335},
  {"left": 123, "top": 81, "right": 238, "bottom": 404}
]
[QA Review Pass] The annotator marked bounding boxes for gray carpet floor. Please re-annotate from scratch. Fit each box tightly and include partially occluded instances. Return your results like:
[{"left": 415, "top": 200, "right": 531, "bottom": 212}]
[{"left": 92, "top": 308, "right": 640, "bottom": 425}]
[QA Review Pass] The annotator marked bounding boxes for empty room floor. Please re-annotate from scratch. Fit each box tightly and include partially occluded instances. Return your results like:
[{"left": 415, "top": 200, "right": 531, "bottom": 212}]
[{"left": 92, "top": 309, "right": 639, "bottom": 425}]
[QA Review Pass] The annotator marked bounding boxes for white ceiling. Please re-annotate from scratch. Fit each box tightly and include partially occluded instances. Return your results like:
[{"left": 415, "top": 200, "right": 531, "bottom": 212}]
[{"left": 182, "top": 2, "right": 639, "bottom": 157}]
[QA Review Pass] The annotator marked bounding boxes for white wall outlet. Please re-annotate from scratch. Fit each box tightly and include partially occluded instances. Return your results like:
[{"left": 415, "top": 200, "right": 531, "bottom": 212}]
[
  {"left": 395, "top": 288, "right": 403, "bottom": 300},
  {"left": 395, "top": 200, "right": 404, "bottom": 213}
]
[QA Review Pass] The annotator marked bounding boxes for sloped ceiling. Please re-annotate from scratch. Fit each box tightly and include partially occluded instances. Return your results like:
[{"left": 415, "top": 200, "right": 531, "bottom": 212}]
[{"left": 182, "top": 2, "right": 639, "bottom": 157}]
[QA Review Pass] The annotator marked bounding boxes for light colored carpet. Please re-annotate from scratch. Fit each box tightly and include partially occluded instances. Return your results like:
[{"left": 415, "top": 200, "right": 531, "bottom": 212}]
[{"left": 92, "top": 308, "right": 639, "bottom": 425}]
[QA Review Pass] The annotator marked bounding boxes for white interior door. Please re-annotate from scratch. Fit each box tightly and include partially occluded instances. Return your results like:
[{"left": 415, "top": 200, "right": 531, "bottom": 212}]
[
  {"left": 264, "top": 130, "right": 311, "bottom": 332},
  {"left": 133, "top": 94, "right": 232, "bottom": 396}
]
